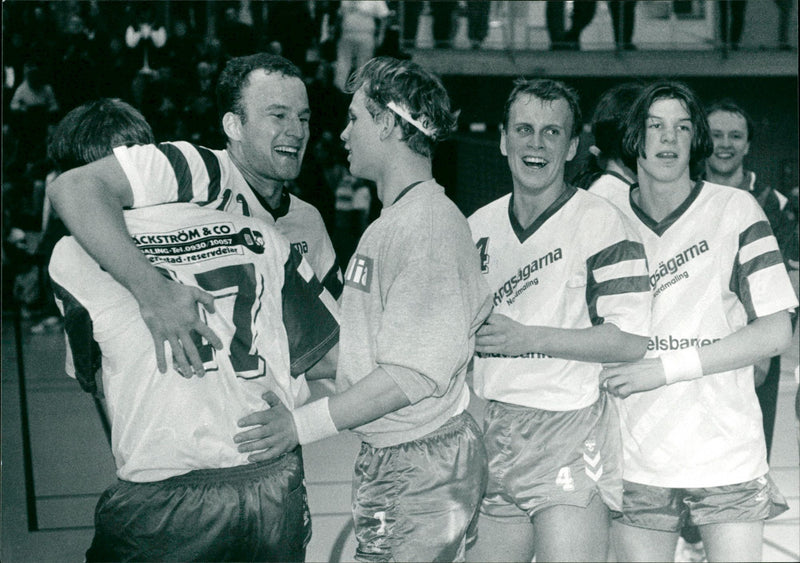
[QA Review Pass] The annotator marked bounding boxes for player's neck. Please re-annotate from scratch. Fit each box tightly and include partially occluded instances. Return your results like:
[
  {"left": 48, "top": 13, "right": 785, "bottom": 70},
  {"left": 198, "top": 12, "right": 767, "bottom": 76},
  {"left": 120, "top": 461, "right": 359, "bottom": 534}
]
[
  {"left": 512, "top": 179, "right": 567, "bottom": 230},
  {"left": 228, "top": 149, "right": 284, "bottom": 209},
  {"left": 376, "top": 151, "right": 433, "bottom": 207},
  {"left": 636, "top": 173, "right": 693, "bottom": 222},
  {"left": 705, "top": 166, "right": 745, "bottom": 190}
]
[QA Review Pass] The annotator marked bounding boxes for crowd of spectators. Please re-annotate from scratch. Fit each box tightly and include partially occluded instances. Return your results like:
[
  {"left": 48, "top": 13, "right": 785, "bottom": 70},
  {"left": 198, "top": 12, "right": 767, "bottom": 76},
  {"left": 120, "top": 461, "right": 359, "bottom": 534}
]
[{"left": 2, "top": 0, "right": 396, "bottom": 329}]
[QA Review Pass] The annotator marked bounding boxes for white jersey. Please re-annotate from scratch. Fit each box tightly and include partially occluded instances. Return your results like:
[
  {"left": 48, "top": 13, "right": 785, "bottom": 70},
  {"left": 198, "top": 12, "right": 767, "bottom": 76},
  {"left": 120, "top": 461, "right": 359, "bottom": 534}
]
[
  {"left": 468, "top": 187, "right": 651, "bottom": 411},
  {"left": 113, "top": 142, "right": 343, "bottom": 298},
  {"left": 592, "top": 180, "right": 798, "bottom": 487},
  {"left": 588, "top": 171, "right": 631, "bottom": 201},
  {"left": 50, "top": 204, "right": 339, "bottom": 482}
]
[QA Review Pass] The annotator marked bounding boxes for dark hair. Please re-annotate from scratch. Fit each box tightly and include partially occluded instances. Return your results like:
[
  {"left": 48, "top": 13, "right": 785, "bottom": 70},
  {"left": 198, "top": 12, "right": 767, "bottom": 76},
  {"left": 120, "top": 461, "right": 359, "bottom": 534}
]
[
  {"left": 216, "top": 52, "right": 304, "bottom": 122},
  {"left": 502, "top": 78, "right": 582, "bottom": 139},
  {"left": 575, "top": 82, "right": 643, "bottom": 190},
  {"left": 621, "top": 80, "right": 713, "bottom": 178},
  {"left": 705, "top": 98, "right": 755, "bottom": 142},
  {"left": 47, "top": 98, "right": 154, "bottom": 172},
  {"left": 345, "top": 56, "right": 458, "bottom": 158}
]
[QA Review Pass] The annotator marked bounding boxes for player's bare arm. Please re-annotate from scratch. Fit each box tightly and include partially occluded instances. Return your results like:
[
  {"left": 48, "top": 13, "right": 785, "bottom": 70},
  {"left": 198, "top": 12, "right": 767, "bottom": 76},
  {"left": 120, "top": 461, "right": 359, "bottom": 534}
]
[
  {"left": 235, "top": 367, "right": 411, "bottom": 461},
  {"left": 601, "top": 310, "right": 792, "bottom": 398},
  {"left": 476, "top": 312, "right": 648, "bottom": 362},
  {"left": 46, "top": 156, "right": 222, "bottom": 376}
]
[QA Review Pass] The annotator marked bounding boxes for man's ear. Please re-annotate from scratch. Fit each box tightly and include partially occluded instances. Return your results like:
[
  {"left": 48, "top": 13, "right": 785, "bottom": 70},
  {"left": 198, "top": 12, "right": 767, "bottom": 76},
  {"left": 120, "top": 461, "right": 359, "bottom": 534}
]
[
  {"left": 222, "top": 112, "right": 242, "bottom": 142},
  {"left": 378, "top": 110, "right": 397, "bottom": 142}
]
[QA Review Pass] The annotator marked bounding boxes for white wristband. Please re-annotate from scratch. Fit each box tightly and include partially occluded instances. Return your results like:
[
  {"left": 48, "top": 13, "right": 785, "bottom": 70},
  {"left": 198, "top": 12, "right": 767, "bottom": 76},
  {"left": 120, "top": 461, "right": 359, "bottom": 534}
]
[
  {"left": 290, "top": 397, "right": 339, "bottom": 445},
  {"left": 660, "top": 348, "right": 703, "bottom": 385}
]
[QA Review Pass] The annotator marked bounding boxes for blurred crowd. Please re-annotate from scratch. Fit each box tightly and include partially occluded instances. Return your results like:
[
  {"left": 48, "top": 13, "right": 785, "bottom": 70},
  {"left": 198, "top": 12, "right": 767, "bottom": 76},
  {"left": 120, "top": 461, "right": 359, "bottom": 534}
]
[
  {"left": 3, "top": 0, "right": 395, "bottom": 328},
  {"left": 2, "top": 0, "right": 796, "bottom": 332}
]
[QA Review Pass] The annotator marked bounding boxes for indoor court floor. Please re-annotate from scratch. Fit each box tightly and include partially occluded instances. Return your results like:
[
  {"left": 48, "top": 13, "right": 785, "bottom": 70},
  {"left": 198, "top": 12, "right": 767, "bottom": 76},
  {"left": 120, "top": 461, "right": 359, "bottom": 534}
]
[{"left": 2, "top": 312, "right": 798, "bottom": 562}]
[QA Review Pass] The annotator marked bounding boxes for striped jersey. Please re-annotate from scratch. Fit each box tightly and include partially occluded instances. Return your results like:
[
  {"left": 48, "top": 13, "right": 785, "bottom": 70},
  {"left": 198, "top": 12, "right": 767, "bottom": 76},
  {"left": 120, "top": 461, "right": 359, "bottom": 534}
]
[
  {"left": 50, "top": 204, "right": 339, "bottom": 482},
  {"left": 468, "top": 187, "right": 651, "bottom": 411},
  {"left": 113, "top": 142, "right": 343, "bottom": 298},
  {"left": 591, "top": 179, "right": 798, "bottom": 487}
]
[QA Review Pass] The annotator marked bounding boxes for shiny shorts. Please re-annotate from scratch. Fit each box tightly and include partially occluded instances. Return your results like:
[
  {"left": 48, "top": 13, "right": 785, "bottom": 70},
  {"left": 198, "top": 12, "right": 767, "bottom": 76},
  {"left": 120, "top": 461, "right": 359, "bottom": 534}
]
[
  {"left": 480, "top": 393, "right": 623, "bottom": 522},
  {"left": 86, "top": 449, "right": 310, "bottom": 562},
  {"left": 619, "top": 475, "right": 789, "bottom": 532},
  {"left": 352, "top": 411, "right": 488, "bottom": 562}
]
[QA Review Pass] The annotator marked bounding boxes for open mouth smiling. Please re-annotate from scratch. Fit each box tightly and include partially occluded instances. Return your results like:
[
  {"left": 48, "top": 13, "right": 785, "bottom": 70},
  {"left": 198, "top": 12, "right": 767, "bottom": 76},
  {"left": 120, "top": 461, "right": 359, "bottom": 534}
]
[
  {"left": 275, "top": 145, "right": 299, "bottom": 157},
  {"left": 522, "top": 156, "right": 548, "bottom": 169}
]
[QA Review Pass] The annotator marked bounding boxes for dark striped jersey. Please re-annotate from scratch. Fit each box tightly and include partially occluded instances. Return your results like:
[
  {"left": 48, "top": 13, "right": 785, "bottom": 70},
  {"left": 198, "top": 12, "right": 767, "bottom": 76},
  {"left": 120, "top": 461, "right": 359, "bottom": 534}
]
[
  {"left": 591, "top": 179, "right": 798, "bottom": 487},
  {"left": 50, "top": 204, "right": 339, "bottom": 482},
  {"left": 113, "top": 142, "right": 343, "bottom": 299},
  {"left": 468, "top": 187, "right": 651, "bottom": 410}
]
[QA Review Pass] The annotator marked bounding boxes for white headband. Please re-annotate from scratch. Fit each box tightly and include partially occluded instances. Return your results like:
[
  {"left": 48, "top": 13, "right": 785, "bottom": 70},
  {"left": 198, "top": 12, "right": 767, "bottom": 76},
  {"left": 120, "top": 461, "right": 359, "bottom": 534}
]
[{"left": 386, "top": 101, "right": 436, "bottom": 138}]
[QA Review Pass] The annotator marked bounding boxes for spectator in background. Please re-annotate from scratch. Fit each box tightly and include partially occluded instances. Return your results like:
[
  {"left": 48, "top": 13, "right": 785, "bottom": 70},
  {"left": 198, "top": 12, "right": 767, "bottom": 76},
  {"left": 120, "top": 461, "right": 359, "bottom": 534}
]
[
  {"left": 218, "top": 5, "right": 254, "bottom": 60},
  {"left": 306, "top": 60, "right": 349, "bottom": 143},
  {"left": 265, "top": 1, "right": 315, "bottom": 68},
  {"left": 466, "top": 0, "right": 491, "bottom": 50},
  {"left": 181, "top": 60, "right": 224, "bottom": 148},
  {"left": 430, "top": 1, "right": 459, "bottom": 46},
  {"left": 547, "top": 1, "right": 597, "bottom": 50},
  {"left": 608, "top": 1, "right": 637, "bottom": 51},
  {"left": 333, "top": 1, "right": 389, "bottom": 91},
  {"left": 164, "top": 18, "right": 200, "bottom": 84},
  {"left": 718, "top": 0, "right": 747, "bottom": 51},
  {"left": 9, "top": 63, "right": 60, "bottom": 161},
  {"left": 95, "top": 37, "right": 138, "bottom": 100},
  {"left": 775, "top": 0, "right": 794, "bottom": 50},
  {"left": 54, "top": 12, "right": 100, "bottom": 112}
]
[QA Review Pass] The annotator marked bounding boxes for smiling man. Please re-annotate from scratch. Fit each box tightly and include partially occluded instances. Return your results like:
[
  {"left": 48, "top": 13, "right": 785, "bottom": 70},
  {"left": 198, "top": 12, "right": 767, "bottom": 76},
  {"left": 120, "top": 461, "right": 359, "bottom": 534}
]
[
  {"left": 595, "top": 81, "right": 796, "bottom": 562},
  {"left": 466, "top": 78, "right": 652, "bottom": 563},
  {"left": 233, "top": 57, "right": 492, "bottom": 562},
  {"left": 47, "top": 53, "right": 342, "bottom": 377}
]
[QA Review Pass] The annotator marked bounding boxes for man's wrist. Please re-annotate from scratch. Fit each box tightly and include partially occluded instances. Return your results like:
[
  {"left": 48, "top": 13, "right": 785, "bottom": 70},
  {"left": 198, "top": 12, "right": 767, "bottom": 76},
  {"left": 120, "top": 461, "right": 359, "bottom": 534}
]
[
  {"left": 660, "top": 348, "right": 703, "bottom": 385},
  {"left": 291, "top": 397, "right": 339, "bottom": 445}
]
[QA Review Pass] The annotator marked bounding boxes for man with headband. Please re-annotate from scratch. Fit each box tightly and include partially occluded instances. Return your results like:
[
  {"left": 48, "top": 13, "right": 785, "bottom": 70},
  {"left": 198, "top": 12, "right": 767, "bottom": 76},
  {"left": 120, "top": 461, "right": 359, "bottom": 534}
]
[{"left": 234, "top": 57, "right": 492, "bottom": 562}]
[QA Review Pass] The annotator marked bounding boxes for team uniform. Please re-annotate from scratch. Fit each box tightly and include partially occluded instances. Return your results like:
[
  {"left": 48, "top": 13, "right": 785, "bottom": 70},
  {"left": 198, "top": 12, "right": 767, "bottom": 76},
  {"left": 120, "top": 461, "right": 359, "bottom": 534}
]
[
  {"left": 50, "top": 204, "right": 339, "bottom": 561},
  {"left": 590, "top": 179, "right": 796, "bottom": 530},
  {"left": 468, "top": 186, "right": 651, "bottom": 520},
  {"left": 587, "top": 170, "right": 633, "bottom": 196},
  {"left": 704, "top": 169, "right": 799, "bottom": 459},
  {"left": 337, "top": 180, "right": 491, "bottom": 561},
  {"left": 113, "top": 142, "right": 343, "bottom": 299}
]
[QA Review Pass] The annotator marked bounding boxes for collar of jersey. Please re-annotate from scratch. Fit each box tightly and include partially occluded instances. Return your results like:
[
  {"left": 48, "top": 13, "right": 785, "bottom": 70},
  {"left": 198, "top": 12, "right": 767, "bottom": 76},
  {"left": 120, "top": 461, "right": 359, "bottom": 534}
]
[
  {"left": 604, "top": 170, "right": 633, "bottom": 187},
  {"left": 249, "top": 185, "right": 291, "bottom": 221},
  {"left": 508, "top": 185, "right": 578, "bottom": 244},
  {"left": 628, "top": 179, "right": 704, "bottom": 237}
]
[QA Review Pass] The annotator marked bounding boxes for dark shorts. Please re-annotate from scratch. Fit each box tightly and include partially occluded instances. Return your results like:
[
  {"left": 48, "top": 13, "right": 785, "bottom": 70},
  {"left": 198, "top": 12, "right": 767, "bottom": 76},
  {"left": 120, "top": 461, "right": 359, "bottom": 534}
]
[
  {"left": 86, "top": 449, "right": 310, "bottom": 562},
  {"left": 352, "top": 411, "right": 488, "bottom": 562},
  {"left": 619, "top": 475, "right": 789, "bottom": 532},
  {"left": 480, "top": 393, "right": 623, "bottom": 521}
]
